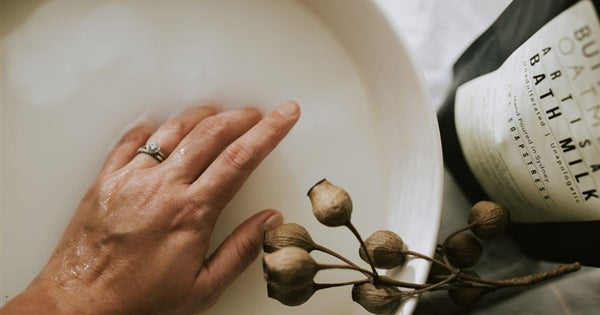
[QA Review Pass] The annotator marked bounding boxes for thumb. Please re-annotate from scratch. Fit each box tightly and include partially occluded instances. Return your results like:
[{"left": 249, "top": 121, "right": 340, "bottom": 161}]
[{"left": 200, "top": 209, "right": 283, "bottom": 293}]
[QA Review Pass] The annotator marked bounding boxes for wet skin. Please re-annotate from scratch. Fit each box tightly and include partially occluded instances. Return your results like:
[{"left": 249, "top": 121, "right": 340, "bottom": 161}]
[{"left": 1, "top": 101, "right": 300, "bottom": 314}]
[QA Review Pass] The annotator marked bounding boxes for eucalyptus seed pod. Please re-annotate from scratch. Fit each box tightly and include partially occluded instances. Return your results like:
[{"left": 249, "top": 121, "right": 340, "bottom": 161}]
[
  {"left": 267, "top": 282, "right": 316, "bottom": 306},
  {"left": 445, "top": 233, "right": 483, "bottom": 268},
  {"left": 307, "top": 179, "right": 352, "bottom": 227},
  {"left": 263, "top": 223, "right": 316, "bottom": 253},
  {"left": 448, "top": 271, "right": 488, "bottom": 307},
  {"left": 263, "top": 247, "right": 318, "bottom": 287},
  {"left": 468, "top": 201, "right": 511, "bottom": 240},
  {"left": 358, "top": 230, "right": 407, "bottom": 269},
  {"left": 351, "top": 283, "right": 401, "bottom": 314}
]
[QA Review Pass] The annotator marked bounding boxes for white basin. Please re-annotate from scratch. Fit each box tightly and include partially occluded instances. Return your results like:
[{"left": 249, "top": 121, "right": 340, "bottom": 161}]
[{"left": 0, "top": 0, "right": 442, "bottom": 314}]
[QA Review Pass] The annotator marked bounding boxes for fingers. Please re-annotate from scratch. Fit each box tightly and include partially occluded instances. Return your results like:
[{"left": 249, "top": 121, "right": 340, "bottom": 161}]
[
  {"left": 129, "top": 106, "right": 218, "bottom": 168},
  {"left": 195, "top": 210, "right": 283, "bottom": 300},
  {"left": 101, "top": 122, "right": 155, "bottom": 175},
  {"left": 189, "top": 101, "right": 300, "bottom": 212},
  {"left": 162, "top": 108, "right": 262, "bottom": 183}
]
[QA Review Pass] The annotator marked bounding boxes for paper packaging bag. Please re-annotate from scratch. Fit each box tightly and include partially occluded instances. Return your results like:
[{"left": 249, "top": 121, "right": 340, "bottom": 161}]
[{"left": 438, "top": 0, "right": 600, "bottom": 266}]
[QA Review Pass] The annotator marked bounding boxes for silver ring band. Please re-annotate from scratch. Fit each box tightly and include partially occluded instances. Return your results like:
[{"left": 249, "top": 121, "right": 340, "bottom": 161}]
[{"left": 137, "top": 141, "right": 166, "bottom": 163}]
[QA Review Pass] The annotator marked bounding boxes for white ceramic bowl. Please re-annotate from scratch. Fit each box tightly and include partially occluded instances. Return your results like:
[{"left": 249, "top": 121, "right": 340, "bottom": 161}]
[{"left": 1, "top": 0, "right": 442, "bottom": 314}]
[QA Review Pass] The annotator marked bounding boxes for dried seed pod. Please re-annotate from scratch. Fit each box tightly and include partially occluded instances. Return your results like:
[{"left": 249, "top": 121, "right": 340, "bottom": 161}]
[
  {"left": 263, "top": 223, "right": 315, "bottom": 253},
  {"left": 263, "top": 247, "right": 317, "bottom": 287},
  {"left": 448, "top": 271, "right": 488, "bottom": 307},
  {"left": 468, "top": 201, "right": 511, "bottom": 240},
  {"left": 358, "top": 230, "right": 407, "bottom": 269},
  {"left": 427, "top": 252, "right": 450, "bottom": 283},
  {"left": 352, "top": 283, "right": 401, "bottom": 314},
  {"left": 267, "top": 282, "right": 315, "bottom": 306},
  {"left": 307, "top": 179, "right": 352, "bottom": 227},
  {"left": 445, "top": 233, "right": 483, "bottom": 268}
]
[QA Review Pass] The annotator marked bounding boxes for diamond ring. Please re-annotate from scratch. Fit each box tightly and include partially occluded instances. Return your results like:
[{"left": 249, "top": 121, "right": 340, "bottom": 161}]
[{"left": 137, "top": 141, "right": 166, "bottom": 163}]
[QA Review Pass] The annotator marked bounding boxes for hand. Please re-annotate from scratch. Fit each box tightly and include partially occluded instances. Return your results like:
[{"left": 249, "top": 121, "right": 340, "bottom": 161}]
[{"left": 2, "top": 101, "right": 300, "bottom": 314}]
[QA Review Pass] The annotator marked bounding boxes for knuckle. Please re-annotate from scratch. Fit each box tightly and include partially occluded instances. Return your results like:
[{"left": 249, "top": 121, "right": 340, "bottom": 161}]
[
  {"left": 223, "top": 142, "right": 256, "bottom": 172},
  {"left": 169, "top": 199, "right": 202, "bottom": 230},
  {"left": 161, "top": 120, "right": 188, "bottom": 138},
  {"left": 124, "top": 171, "right": 163, "bottom": 202},
  {"left": 97, "top": 179, "right": 114, "bottom": 196},
  {"left": 158, "top": 190, "right": 179, "bottom": 208},
  {"left": 96, "top": 173, "right": 123, "bottom": 196},
  {"left": 261, "top": 117, "right": 282, "bottom": 137},
  {"left": 197, "top": 116, "right": 228, "bottom": 137}
]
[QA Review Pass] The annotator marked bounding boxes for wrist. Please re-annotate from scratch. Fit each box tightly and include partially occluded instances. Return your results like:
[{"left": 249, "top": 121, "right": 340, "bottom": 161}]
[
  {"left": 2, "top": 277, "right": 121, "bottom": 315},
  {"left": 2, "top": 282, "right": 72, "bottom": 315}
]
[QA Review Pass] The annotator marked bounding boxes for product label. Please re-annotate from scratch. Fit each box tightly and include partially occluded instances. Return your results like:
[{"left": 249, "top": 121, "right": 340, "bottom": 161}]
[{"left": 455, "top": 0, "right": 600, "bottom": 222}]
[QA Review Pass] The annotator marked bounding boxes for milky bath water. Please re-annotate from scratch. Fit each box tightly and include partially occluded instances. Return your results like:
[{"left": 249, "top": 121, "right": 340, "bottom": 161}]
[{"left": 1, "top": 0, "right": 393, "bottom": 313}]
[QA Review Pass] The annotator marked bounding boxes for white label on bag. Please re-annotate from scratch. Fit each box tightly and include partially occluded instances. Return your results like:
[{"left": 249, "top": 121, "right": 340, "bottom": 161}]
[{"left": 455, "top": 0, "right": 600, "bottom": 222}]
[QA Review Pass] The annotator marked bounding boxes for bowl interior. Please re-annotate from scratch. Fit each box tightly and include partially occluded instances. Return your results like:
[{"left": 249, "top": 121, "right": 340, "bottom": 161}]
[{"left": 1, "top": 0, "right": 442, "bottom": 314}]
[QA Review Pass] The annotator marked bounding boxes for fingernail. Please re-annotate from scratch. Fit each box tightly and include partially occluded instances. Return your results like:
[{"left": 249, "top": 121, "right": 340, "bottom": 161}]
[
  {"left": 276, "top": 101, "right": 299, "bottom": 117},
  {"left": 264, "top": 213, "right": 284, "bottom": 231}
]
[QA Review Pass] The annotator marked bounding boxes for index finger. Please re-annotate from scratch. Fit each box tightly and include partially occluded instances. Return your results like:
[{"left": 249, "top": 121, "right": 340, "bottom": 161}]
[{"left": 188, "top": 101, "right": 300, "bottom": 213}]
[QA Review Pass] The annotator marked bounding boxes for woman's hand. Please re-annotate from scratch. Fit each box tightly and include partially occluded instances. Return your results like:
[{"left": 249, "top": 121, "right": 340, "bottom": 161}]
[{"left": 2, "top": 101, "right": 300, "bottom": 314}]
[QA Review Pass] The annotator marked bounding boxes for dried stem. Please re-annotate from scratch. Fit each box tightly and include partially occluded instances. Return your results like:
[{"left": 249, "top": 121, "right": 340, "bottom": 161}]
[
  {"left": 425, "top": 277, "right": 493, "bottom": 290},
  {"left": 317, "top": 263, "right": 373, "bottom": 275},
  {"left": 313, "top": 244, "right": 371, "bottom": 277},
  {"left": 313, "top": 262, "right": 581, "bottom": 298},
  {"left": 312, "top": 267, "right": 430, "bottom": 290},
  {"left": 430, "top": 283, "right": 491, "bottom": 291},
  {"left": 346, "top": 222, "right": 379, "bottom": 278},
  {"left": 428, "top": 274, "right": 450, "bottom": 281},
  {"left": 440, "top": 222, "right": 477, "bottom": 271},
  {"left": 315, "top": 279, "right": 370, "bottom": 290},
  {"left": 402, "top": 249, "right": 454, "bottom": 273},
  {"left": 401, "top": 271, "right": 459, "bottom": 297},
  {"left": 439, "top": 250, "right": 455, "bottom": 276},
  {"left": 263, "top": 181, "right": 585, "bottom": 310},
  {"left": 442, "top": 222, "right": 477, "bottom": 247},
  {"left": 311, "top": 250, "right": 438, "bottom": 290},
  {"left": 377, "top": 276, "right": 429, "bottom": 289},
  {"left": 459, "top": 262, "right": 581, "bottom": 287}
]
